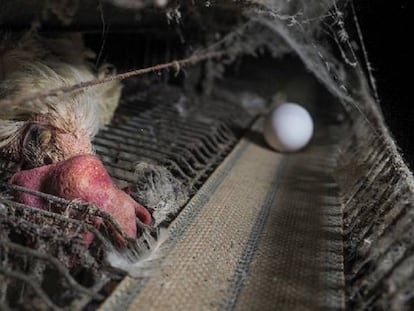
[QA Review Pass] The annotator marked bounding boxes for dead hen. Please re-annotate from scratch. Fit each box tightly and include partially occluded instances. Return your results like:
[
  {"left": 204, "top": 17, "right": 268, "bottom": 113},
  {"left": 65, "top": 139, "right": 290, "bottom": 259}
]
[{"left": 1, "top": 32, "right": 152, "bottom": 245}]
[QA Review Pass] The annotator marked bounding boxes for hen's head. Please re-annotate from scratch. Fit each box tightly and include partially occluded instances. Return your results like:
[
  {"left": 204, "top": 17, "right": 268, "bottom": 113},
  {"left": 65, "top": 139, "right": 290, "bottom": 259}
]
[
  {"left": 0, "top": 61, "right": 102, "bottom": 168},
  {"left": 0, "top": 33, "right": 122, "bottom": 169}
]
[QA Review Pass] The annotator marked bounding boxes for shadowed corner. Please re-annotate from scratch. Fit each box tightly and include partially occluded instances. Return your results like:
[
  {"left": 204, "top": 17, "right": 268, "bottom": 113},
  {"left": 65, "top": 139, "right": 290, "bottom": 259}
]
[{"left": 243, "top": 129, "right": 269, "bottom": 150}]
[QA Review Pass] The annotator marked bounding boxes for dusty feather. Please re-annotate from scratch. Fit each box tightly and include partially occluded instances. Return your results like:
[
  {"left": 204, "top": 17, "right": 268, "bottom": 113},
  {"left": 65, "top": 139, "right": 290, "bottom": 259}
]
[
  {"left": 132, "top": 162, "right": 190, "bottom": 226},
  {"left": 106, "top": 228, "right": 170, "bottom": 278}
]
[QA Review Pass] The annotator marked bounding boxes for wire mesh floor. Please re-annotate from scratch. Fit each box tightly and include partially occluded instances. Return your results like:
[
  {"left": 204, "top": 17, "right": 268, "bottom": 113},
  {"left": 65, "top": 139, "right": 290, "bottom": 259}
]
[
  {"left": 99, "top": 119, "right": 344, "bottom": 311},
  {"left": 0, "top": 78, "right": 254, "bottom": 311}
]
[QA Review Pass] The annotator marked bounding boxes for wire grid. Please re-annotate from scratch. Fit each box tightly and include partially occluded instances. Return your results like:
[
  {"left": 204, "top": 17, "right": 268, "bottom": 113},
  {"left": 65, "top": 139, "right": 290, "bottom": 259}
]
[{"left": 0, "top": 78, "right": 253, "bottom": 310}]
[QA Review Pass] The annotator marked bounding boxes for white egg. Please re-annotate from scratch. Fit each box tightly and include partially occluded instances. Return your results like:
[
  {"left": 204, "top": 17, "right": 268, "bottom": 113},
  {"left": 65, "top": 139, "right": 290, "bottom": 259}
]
[{"left": 263, "top": 103, "right": 313, "bottom": 152}]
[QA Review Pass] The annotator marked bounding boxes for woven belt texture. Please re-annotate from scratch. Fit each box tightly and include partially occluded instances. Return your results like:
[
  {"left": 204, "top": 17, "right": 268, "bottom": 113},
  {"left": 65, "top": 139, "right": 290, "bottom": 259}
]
[{"left": 100, "top": 122, "right": 345, "bottom": 311}]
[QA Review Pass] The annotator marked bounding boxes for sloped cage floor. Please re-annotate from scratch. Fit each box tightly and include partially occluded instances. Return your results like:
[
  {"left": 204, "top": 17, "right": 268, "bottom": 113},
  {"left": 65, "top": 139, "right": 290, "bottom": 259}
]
[
  {"left": 0, "top": 75, "right": 258, "bottom": 310},
  {"left": 97, "top": 58, "right": 347, "bottom": 310},
  {"left": 100, "top": 119, "right": 345, "bottom": 311},
  {"left": 1, "top": 1, "right": 413, "bottom": 310},
  {"left": 1, "top": 48, "right": 350, "bottom": 309}
]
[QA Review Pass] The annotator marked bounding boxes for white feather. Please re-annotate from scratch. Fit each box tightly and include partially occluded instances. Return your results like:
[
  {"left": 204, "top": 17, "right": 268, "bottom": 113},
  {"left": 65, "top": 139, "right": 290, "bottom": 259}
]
[{"left": 106, "top": 228, "right": 170, "bottom": 278}]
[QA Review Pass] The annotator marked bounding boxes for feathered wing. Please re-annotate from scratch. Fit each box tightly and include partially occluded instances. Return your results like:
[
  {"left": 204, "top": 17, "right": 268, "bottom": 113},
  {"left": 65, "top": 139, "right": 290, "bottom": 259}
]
[{"left": 94, "top": 63, "right": 123, "bottom": 126}]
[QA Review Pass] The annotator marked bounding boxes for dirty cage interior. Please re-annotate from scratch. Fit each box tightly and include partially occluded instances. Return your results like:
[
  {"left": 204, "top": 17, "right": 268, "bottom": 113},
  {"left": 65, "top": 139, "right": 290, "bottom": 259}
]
[{"left": 1, "top": 1, "right": 414, "bottom": 311}]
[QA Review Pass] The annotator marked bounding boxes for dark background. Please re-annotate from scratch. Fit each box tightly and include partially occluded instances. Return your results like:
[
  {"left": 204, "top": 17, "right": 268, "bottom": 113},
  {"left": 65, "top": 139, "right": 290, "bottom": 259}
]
[{"left": 352, "top": 1, "right": 413, "bottom": 169}]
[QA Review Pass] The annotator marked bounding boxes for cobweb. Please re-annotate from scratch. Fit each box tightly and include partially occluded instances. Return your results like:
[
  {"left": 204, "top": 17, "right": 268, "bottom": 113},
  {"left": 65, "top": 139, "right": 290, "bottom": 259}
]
[
  {"left": 189, "top": 0, "right": 380, "bottom": 119},
  {"left": 2, "top": 1, "right": 413, "bottom": 309},
  {"left": 0, "top": 0, "right": 378, "bottom": 124}
]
